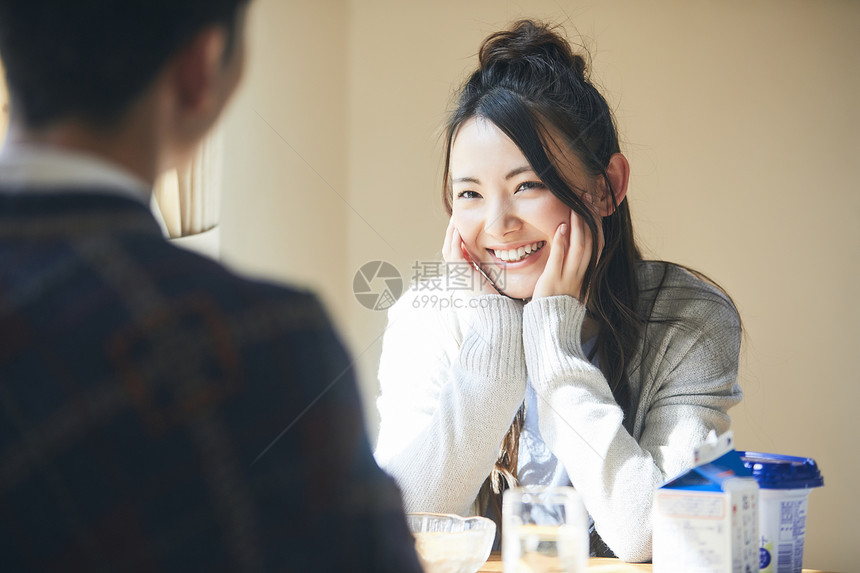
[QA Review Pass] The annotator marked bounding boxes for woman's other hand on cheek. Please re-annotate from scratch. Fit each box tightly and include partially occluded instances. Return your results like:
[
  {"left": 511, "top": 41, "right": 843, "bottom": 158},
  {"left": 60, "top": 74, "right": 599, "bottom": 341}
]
[
  {"left": 532, "top": 209, "right": 596, "bottom": 301},
  {"left": 441, "top": 218, "right": 500, "bottom": 297}
]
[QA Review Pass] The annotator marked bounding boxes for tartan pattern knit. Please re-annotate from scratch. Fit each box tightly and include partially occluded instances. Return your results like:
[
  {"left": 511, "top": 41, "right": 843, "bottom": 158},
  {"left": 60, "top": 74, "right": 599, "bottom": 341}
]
[{"left": 0, "top": 189, "right": 421, "bottom": 572}]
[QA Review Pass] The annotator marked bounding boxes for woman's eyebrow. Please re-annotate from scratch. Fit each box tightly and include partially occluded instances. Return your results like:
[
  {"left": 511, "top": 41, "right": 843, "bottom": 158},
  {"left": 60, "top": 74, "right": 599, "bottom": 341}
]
[
  {"left": 505, "top": 165, "right": 534, "bottom": 180},
  {"left": 452, "top": 165, "right": 534, "bottom": 185}
]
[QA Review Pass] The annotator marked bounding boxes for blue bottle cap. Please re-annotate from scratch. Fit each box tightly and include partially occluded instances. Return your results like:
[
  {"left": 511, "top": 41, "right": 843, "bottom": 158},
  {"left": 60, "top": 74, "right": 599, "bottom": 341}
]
[{"left": 739, "top": 451, "right": 824, "bottom": 490}]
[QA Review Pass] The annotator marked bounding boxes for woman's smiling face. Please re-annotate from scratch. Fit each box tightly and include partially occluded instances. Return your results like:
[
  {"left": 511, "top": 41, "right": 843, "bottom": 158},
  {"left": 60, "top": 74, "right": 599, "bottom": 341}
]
[{"left": 449, "top": 116, "right": 585, "bottom": 299}]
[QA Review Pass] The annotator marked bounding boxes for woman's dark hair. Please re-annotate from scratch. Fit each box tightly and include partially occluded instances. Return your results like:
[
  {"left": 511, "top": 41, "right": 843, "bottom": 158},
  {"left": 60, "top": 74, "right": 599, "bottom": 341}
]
[
  {"left": 442, "top": 19, "right": 672, "bottom": 553},
  {"left": 0, "top": 0, "right": 250, "bottom": 128}
]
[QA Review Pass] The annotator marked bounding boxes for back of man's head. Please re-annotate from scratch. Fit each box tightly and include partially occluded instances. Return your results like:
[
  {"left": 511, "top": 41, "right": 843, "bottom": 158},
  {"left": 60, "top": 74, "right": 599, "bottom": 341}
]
[{"left": 0, "top": 0, "right": 250, "bottom": 130}]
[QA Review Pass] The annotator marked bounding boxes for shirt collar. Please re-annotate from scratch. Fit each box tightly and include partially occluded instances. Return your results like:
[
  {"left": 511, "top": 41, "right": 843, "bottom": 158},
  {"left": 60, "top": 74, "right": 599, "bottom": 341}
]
[{"left": 0, "top": 144, "right": 151, "bottom": 204}]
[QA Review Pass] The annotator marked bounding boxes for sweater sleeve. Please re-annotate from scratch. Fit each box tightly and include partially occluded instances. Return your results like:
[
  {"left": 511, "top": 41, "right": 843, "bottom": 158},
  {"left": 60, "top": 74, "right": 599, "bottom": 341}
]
[
  {"left": 522, "top": 293, "right": 742, "bottom": 562},
  {"left": 374, "top": 288, "right": 528, "bottom": 516}
]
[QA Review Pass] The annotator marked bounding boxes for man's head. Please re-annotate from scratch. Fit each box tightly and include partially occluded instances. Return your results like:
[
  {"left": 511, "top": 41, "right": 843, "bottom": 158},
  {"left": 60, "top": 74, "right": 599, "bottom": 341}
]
[
  {"left": 0, "top": 0, "right": 249, "bottom": 128},
  {"left": 0, "top": 0, "right": 249, "bottom": 179}
]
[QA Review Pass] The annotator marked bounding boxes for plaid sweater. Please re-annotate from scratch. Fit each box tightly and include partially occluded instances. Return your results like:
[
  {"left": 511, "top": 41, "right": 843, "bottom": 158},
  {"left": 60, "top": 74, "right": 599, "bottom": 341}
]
[{"left": 0, "top": 190, "right": 421, "bottom": 572}]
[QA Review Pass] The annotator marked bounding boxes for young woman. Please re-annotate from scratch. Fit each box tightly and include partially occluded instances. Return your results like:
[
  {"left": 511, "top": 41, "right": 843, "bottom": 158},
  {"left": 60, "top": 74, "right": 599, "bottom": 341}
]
[{"left": 373, "top": 20, "right": 742, "bottom": 562}]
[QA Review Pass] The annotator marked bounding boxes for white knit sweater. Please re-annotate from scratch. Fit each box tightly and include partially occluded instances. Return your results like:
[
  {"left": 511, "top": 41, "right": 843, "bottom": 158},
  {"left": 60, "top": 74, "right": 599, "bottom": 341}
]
[{"left": 374, "top": 261, "right": 742, "bottom": 562}]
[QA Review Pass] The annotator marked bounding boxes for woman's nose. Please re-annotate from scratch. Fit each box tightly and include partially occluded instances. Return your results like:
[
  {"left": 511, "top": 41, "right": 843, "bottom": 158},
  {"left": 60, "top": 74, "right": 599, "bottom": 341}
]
[{"left": 484, "top": 197, "right": 522, "bottom": 237}]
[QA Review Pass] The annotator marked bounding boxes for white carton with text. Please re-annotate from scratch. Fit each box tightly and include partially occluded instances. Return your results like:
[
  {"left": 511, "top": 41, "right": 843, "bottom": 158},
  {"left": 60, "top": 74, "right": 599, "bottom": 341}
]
[{"left": 653, "top": 431, "right": 760, "bottom": 573}]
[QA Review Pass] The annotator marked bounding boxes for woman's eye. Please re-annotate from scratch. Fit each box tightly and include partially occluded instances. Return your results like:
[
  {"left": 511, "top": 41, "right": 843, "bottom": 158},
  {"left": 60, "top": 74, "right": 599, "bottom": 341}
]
[
  {"left": 516, "top": 181, "right": 546, "bottom": 193},
  {"left": 456, "top": 190, "right": 481, "bottom": 199}
]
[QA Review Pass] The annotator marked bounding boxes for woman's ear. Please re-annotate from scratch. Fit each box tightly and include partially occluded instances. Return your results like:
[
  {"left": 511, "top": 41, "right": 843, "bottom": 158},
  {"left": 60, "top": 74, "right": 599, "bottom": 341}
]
[{"left": 595, "top": 153, "right": 630, "bottom": 216}]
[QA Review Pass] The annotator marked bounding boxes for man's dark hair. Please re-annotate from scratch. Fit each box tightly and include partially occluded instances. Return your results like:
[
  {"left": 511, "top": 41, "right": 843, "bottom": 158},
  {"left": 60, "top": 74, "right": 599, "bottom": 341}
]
[{"left": 0, "top": 0, "right": 249, "bottom": 128}]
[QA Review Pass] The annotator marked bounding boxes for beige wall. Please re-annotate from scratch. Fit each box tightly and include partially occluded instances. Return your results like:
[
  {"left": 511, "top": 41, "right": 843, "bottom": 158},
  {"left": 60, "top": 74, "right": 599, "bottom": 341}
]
[
  {"left": 219, "top": 0, "right": 351, "bottom": 325},
  {"left": 1, "top": 1, "right": 856, "bottom": 569},
  {"left": 223, "top": 2, "right": 858, "bottom": 569}
]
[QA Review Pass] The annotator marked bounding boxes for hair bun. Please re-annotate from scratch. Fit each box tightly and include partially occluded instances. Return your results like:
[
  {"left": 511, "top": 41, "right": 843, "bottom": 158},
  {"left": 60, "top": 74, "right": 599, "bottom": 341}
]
[{"left": 478, "top": 19, "right": 587, "bottom": 80}]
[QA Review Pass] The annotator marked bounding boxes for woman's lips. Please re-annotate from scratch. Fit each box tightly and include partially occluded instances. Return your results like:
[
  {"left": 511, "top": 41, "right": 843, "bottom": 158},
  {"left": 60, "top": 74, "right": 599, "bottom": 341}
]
[{"left": 487, "top": 240, "right": 546, "bottom": 263}]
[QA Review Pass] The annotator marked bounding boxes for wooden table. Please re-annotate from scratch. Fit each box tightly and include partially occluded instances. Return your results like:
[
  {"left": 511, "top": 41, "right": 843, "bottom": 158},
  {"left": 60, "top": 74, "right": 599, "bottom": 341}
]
[
  {"left": 478, "top": 553, "right": 649, "bottom": 571},
  {"left": 477, "top": 551, "right": 838, "bottom": 572}
]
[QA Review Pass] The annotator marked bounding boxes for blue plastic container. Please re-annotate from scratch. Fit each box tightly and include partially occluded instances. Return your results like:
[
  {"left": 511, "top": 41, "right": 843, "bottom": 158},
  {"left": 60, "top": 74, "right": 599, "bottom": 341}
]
[{"left": 739, "top": 452, "right": 824, "bottom": 573}]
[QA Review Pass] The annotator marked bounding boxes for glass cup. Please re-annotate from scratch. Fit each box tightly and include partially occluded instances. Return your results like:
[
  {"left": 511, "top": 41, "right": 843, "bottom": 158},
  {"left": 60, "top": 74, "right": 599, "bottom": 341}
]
[{"left": 502, "top": 486, "right": 588, "bottom": 573}]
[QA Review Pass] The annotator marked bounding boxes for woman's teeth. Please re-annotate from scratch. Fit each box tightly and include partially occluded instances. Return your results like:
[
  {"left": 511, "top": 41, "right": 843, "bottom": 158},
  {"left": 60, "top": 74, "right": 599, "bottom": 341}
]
[{"left": 492, "top": 241, "right": 545, "bottom": 263}]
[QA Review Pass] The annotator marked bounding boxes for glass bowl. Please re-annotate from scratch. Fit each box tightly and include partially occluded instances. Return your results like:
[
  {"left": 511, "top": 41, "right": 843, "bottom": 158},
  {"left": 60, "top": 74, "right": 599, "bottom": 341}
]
[{"left": 406, "top": 512, "right": 496, "bottom": 573}]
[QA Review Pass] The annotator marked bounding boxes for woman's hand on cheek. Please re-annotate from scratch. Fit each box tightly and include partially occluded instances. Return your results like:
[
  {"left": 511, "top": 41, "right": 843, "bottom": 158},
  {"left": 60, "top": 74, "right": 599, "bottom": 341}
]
[
  {"left": 532, "top": 209, "right": 595, "bottom": 301},
  {"left": 442, "top": 218, "right": 499, "bottom": 297}
]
